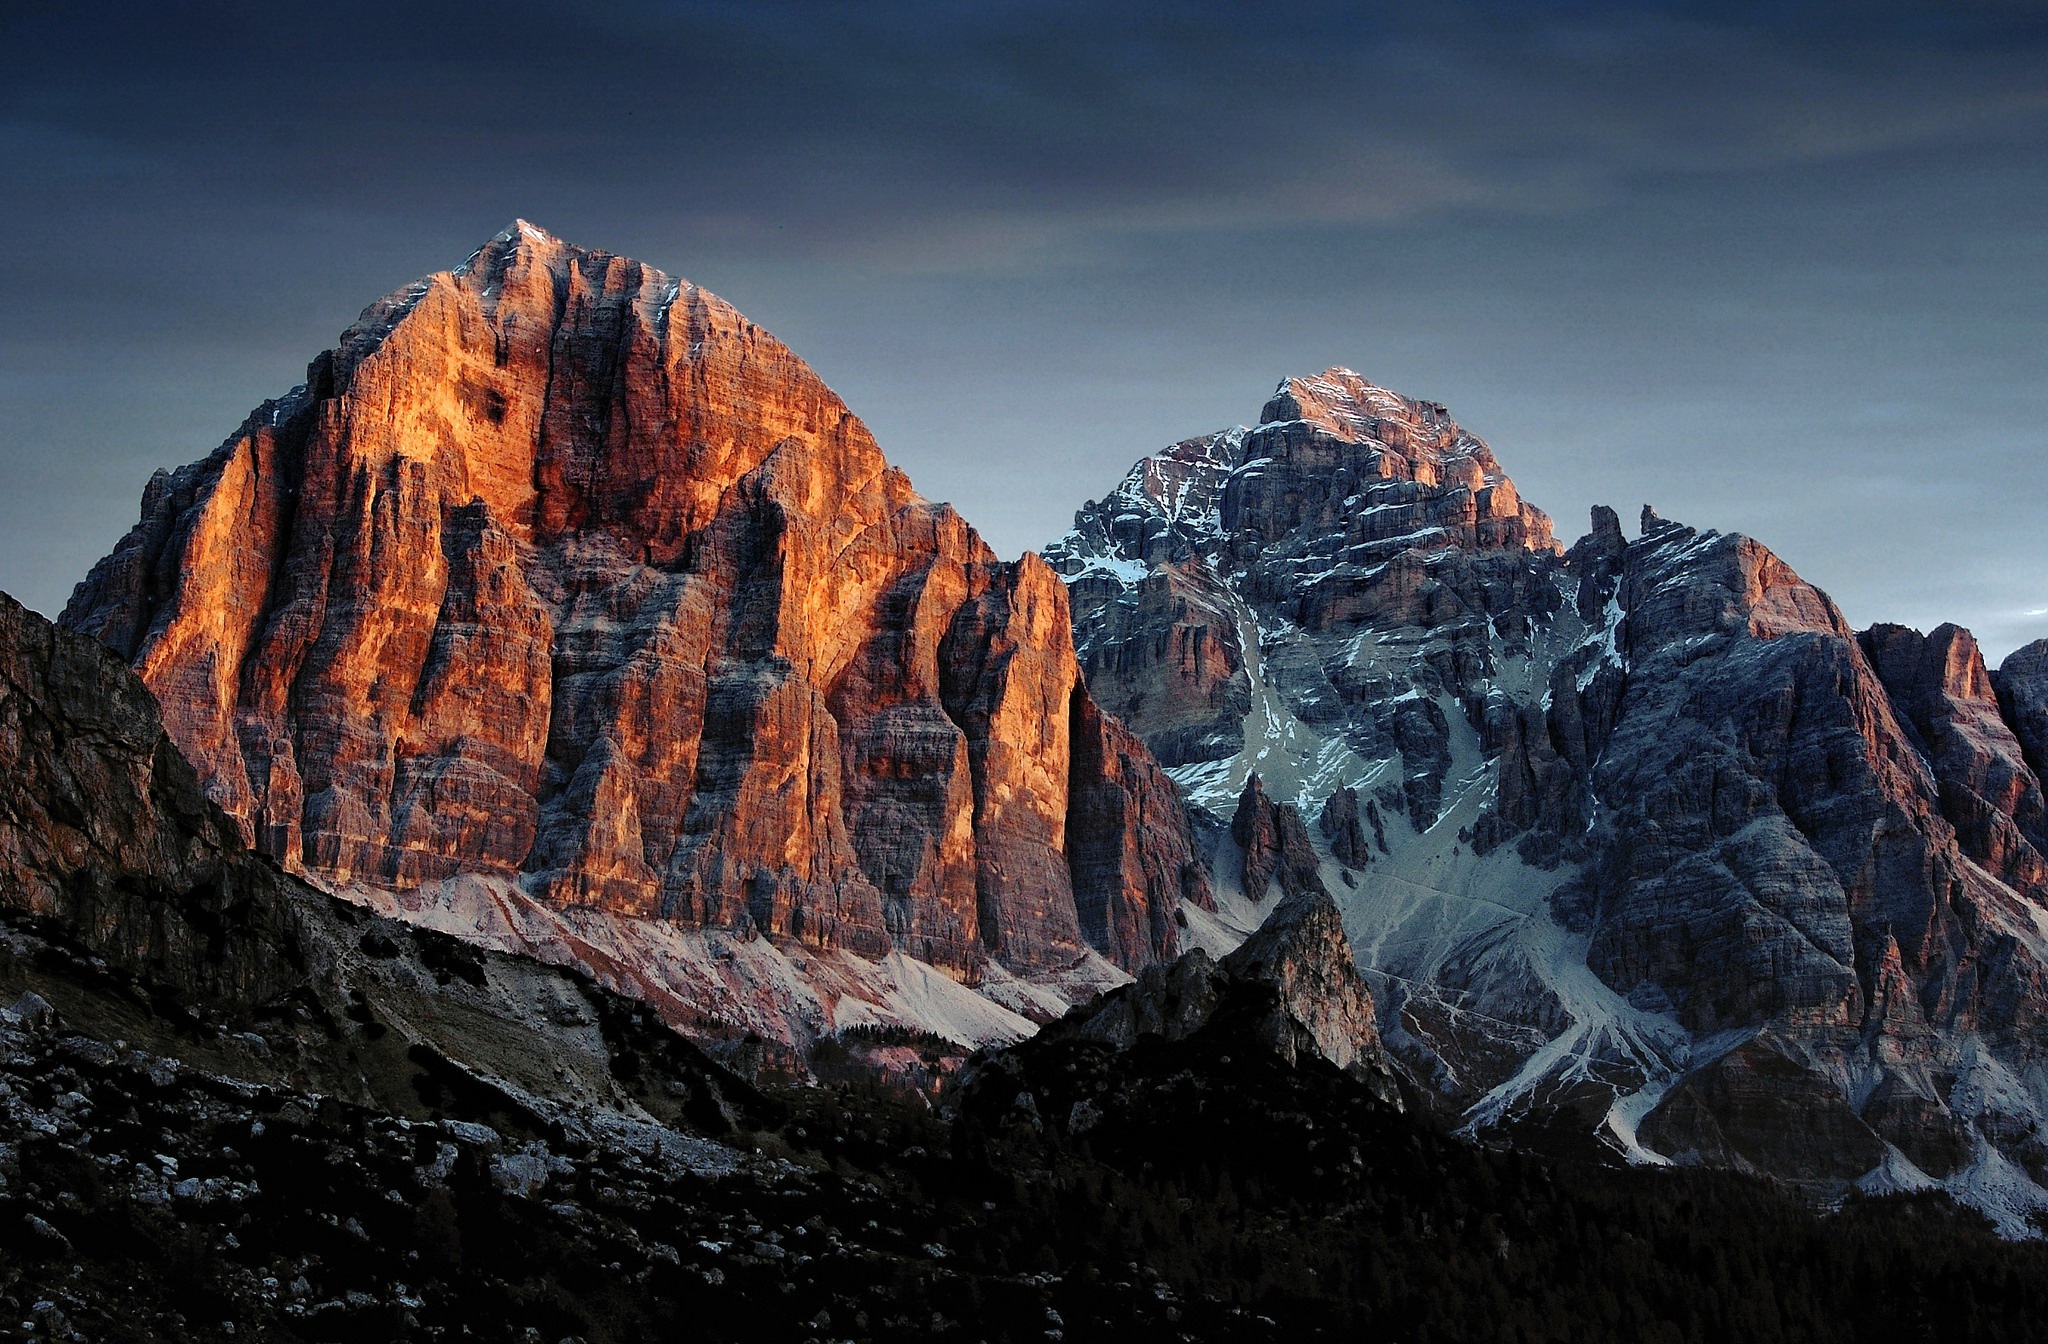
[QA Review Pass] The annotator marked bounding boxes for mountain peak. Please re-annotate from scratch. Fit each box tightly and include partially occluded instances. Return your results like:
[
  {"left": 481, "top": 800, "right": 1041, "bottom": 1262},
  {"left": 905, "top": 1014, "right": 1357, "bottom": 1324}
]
[
  {"left": 450, "top": 218, "right": 658, "bottom": 296},
  {"left": 1260, "top": 368, "right": 1443, "bottom": 441},
  {"left": 1256, "top": 368, "right": 1523, "bottom": 491},
  {"left": 463, "top": 217, "right": 573, "bottom": 263},
  {"left": 1047, "top": 367, "right": 1557, "bottom": 603},
  {"left": 63, "top": 227, "right": 1209, "bottom": 1061}
]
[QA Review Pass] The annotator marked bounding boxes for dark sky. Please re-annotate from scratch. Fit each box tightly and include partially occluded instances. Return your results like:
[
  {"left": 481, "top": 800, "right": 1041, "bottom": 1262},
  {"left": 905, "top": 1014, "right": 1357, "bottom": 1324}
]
[{"left": 5, "top": 1, "right": 2044, "bottom": 658}]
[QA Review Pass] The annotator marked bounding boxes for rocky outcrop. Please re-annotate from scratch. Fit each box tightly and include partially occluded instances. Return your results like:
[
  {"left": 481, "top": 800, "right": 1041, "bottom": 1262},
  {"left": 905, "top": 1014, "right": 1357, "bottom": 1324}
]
[
  {"left": 1064, "top": 689, "right": 1216, "bottom": 970},
  {"left": 1039, "top": 887, "right": 1397, "bottom": 1099},
  {"left": 0, "top": 589, "right": 304, "bottom": 1009},
  {"left": 1860, "top": 622, "right": 2048, "bottom": 901},
  {"left": 1318, "top": 785, "right": 1375, "bottom": 869},
  {"left": 1065, "top": 553, "right": 1250, "bottom": 768},
  {"left": 62, "top": 223, "right": 1205, "bottom": 1018},
  {"left": 1047, "top": 369, "right": 2048, "bottom": 1225},
  {"left": 1219, "top": 887, "right": 1392, "bottom": 1088},
  {"left": 1999, "top": 640, "right": 2048, "bottom": 779},
  {"left": 1229, "top": 773, "right": 1326, "bottom": 901},
  {"left": 1636, "top": 1036, "right": 1891, "bottom": 1184}
]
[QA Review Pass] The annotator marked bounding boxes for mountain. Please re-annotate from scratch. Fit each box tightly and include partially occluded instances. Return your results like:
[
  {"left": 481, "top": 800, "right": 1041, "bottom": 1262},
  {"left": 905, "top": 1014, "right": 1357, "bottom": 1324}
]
[
  {"left": 15, "top": 585, "right": 2048, "bottom": 1343},
  {"left": 40, "top": 213, "right": 2048, "bottom": 1227},
  {"left": 1045, "top": 368, "right": 2048, "bottom": 1227},
  {"left": 60, "top": 222, "right": 1209, "bottom": 1069},
  {"left": 0, "top": 585, "right": 1285, "bottom": 1340},
  {"left": 21, "top": 288, "right": 2048, "bottom": 1337}
]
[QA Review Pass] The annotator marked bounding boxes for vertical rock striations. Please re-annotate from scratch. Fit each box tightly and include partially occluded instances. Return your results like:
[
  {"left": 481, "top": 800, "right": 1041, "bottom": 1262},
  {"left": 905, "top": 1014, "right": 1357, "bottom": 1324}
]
[
  {"left": 62, "top": 223, "right": 1205, "bottom": 1040},
  {"left": 1064, "top": 689, "right": 1215, "bottom": 970},
  {"left": 0, "top": 585, "right": 766, "bottom": 1163},
  {"left": 1859, "top": 623, "right": 2048, "bottom": 896}
]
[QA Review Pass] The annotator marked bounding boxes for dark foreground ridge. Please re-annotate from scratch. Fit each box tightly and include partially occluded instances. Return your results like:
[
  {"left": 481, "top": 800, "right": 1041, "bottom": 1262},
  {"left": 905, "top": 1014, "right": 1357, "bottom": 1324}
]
[{"left": 7, "top": 590, "right": 2048, "bottom": 1342}]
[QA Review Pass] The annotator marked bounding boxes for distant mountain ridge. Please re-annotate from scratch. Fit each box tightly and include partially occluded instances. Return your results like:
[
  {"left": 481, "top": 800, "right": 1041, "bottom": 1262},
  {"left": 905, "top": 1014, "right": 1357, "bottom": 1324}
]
[{"left": 1046, "top": 367, "right": 2048, "bottom": 1229}]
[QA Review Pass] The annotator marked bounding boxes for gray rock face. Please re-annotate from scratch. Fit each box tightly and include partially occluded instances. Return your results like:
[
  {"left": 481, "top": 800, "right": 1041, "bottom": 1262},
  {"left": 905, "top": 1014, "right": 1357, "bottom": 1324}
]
[
  {"left": 1050, "top": 886, "right": 1398, "bottom": 1101},
  {"left": 1999, "top": 641, "right": 2048, "bottom": 779},
  {"left": 1860, "top": 623, "right": 2048, "bottom": 896},
  {"left": 1050, "top": 374, "right": 1562, "bottom": 826},
  {"left": 1046, "top": 367, "right": 2048, "bottom": 1225},
  {"left": 1229, "top": 773, "right": 1326, "bottom": 902},
  {"left": 1317, "top": 785, "right": 1374, "bottom": 869},
  {"left": 1220, "top": 887, "right": 1394, "bottom": 1091}
]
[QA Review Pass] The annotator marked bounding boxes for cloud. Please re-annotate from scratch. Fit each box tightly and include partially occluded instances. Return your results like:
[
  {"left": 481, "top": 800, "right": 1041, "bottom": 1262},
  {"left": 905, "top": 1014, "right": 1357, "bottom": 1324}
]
[
  {"left": 8, "top": 0, "right": 2046, "bottom": 273},
  {"left": 1, "top": 0, "right": 2042, "bottom": 664}
]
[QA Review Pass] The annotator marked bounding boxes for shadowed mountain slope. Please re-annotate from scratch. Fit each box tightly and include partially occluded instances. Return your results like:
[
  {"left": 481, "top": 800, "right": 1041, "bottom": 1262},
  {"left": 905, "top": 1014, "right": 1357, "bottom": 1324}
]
[{"left": 1047, "top": 369, "right": 2048, "bottom": 1226}]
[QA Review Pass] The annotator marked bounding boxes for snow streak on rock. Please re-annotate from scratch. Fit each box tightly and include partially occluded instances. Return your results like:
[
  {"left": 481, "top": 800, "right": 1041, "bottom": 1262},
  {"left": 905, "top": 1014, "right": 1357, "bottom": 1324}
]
[{"left": 1048, "top": 369, "right": 2048, "bottom": 1230}]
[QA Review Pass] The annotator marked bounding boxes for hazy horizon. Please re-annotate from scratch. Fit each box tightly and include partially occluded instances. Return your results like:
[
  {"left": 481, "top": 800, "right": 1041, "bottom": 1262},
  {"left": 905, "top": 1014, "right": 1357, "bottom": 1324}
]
[{"left": 5, "top": 1, "right": 2043, "bottom": 659}]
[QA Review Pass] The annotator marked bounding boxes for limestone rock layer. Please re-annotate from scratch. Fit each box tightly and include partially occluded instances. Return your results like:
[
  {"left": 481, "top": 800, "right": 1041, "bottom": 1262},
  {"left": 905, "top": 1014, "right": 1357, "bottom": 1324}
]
[{"left": 64, "top": 221, "right": 1205, "bottom": 979}]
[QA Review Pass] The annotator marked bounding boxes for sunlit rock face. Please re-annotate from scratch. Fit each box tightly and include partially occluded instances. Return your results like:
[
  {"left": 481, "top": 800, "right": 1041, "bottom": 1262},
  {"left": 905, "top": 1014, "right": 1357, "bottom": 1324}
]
[
  {"left": 1047, "top": 369, "right": 2048, "bottom": 1229},
  {"left": 63, "top": 223, "right": 1209, "bottom": 1058},
  {"left": 0, "top": 587, "right": 762, "bottom": 1131}
]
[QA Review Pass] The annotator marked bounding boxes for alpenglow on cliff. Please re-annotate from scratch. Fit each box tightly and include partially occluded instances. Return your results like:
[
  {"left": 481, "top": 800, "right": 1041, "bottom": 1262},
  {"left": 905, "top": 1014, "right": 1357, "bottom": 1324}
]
[{"left": 64, "top": 222, "right": 1211, "bottom": 1060}]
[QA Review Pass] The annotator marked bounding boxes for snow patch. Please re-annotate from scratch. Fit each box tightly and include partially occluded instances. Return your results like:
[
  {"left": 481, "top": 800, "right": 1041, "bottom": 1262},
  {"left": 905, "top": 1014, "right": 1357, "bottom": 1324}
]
[{"left": 335, "top": 874, "right": 1059, "bottom": 1056}]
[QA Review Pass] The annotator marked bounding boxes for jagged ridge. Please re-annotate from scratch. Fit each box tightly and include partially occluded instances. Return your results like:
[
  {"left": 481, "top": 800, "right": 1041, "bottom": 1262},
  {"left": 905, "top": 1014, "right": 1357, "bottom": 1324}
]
[{"left": 1048, "top": 369, "right": 2048, "bottom": 1229}]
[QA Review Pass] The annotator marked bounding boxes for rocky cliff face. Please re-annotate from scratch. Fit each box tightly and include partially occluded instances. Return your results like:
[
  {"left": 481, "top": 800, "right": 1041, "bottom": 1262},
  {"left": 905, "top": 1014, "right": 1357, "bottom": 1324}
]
[
  {"left": 1049, "top": 884, "right": 1397, "bottom": 1100},
  {"left": 1047, "top": 369, "right": 2048, "bottom": 1227},
  {"left": 0, "top": 589, "right": 1269, "bottom": 1341},
  {"left": 0, "top": 587, "right": 757, "bottom": 1125},
  {"left": 1998, "top": 641, "right": 2048, "bottom": 779},
  {"left": 63, "top": 223, "right": 1208, "bottom": 1058}
]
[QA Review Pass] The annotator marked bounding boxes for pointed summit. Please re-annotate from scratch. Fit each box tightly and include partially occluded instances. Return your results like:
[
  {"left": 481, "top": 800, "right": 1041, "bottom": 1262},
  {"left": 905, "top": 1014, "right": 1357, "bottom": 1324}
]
[
  {"left": 1261, "top": 367, "right": 1445, "bottom": 440},
  {"left": 455, "top": 218, "right": 598, "bottom": 281},
  {"left": 456, "top": 218, "right": 552, "bottom": 270},
  {"left": 62, "top": 229, "right": 1210, "bottom": 1059},
  {"left": 507, "top": 216, "right": 559, "bottom": 244}
]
